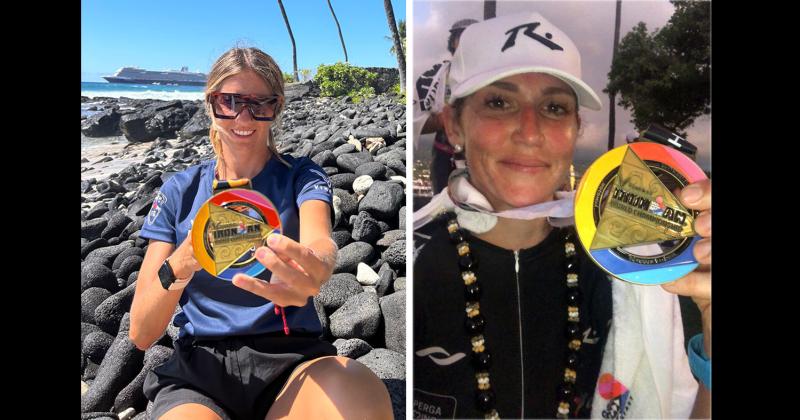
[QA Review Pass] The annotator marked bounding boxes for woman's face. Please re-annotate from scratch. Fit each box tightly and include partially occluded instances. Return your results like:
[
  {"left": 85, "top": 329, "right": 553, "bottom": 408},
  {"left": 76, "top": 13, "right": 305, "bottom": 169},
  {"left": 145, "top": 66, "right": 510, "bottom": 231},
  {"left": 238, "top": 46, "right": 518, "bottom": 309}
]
[
  {"left": 443, "top": 73, "right": 580, "bottom": 211},
  {"left": 210, "top": 70, "right": 275, "bottom": 152}
]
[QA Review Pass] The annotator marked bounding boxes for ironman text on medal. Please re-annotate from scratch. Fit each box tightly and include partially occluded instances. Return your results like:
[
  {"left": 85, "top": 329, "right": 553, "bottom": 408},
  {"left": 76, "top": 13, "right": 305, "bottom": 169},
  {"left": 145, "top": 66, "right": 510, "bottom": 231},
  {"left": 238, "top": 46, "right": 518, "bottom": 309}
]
[
  {"left": 191, "top": 181, "right": 282, "bottom": 281},
  {"left": 574, "top": 126, "right": 708, "bottom": 284}
]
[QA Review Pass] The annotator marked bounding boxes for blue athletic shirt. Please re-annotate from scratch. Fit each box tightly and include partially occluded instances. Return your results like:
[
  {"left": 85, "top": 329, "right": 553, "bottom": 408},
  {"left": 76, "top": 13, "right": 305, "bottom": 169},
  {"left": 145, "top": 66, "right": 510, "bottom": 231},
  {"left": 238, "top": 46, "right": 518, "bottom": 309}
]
[{"left": 139, "top": 155, "right": 333, "bottom": 339}]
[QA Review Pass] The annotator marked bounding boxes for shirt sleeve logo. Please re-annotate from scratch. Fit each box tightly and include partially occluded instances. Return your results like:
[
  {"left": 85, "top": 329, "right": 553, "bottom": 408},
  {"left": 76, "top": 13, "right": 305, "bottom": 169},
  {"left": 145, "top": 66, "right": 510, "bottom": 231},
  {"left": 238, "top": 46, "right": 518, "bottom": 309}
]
[
  {"left": 147, "top": 191, "right": 167, "bottom": 225},
  {"left": 309, "top": 168, "right": 332, "bottom": 195}
]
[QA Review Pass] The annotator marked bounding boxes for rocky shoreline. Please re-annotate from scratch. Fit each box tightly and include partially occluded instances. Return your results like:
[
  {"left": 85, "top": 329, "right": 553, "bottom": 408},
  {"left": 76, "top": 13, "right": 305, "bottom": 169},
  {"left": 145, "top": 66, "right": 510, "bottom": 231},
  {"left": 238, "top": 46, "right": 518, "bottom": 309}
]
[{"left": 81, "top": 81, "right": 407, "bottom": 419}]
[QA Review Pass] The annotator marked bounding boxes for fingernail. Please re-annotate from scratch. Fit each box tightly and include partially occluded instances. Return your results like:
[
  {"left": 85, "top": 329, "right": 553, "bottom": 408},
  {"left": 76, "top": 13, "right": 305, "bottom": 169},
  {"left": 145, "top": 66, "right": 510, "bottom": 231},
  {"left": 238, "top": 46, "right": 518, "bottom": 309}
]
[
  {"left": 267, "top": 233, "right": 281, "bottom": 246},
  {"left": 682, "top": 185, "right": 702, "bottom": 204},
  {"left": 695, "top": 240, "right": 710, "bottom": 260},
  {"left": 256, "top": 248, "right": 269, "bottom": 260}
]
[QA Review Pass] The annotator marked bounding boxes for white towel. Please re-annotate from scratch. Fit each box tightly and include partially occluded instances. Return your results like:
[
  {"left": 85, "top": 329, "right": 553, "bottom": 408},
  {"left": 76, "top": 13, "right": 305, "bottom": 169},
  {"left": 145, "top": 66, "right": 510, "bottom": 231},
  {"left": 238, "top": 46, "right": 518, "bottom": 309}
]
[{"left": 591, "top": 279, "right": 699, "bottom": 419}]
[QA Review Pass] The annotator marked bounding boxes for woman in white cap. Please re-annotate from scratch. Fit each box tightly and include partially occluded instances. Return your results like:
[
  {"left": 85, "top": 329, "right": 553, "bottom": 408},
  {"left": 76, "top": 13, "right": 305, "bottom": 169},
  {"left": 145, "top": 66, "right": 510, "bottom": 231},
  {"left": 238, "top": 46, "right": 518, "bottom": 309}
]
[{"left": 413, "top": 13, "right": 711, "bottom": 419}]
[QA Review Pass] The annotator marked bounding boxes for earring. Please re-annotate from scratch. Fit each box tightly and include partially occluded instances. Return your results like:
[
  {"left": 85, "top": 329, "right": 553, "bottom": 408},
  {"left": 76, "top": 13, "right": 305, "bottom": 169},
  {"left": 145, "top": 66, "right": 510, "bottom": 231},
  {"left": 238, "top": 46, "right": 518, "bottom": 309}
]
[{"left": 453, "top": 144, "right": 463, "bottom": 153}]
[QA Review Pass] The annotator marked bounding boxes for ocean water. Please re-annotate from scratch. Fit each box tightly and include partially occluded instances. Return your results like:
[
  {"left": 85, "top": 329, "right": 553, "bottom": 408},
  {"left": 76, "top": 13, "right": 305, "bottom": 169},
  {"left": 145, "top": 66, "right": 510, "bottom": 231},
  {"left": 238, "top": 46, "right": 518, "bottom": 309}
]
[{"left": 81, "top": 81, "right": 205, "bottom": 101}]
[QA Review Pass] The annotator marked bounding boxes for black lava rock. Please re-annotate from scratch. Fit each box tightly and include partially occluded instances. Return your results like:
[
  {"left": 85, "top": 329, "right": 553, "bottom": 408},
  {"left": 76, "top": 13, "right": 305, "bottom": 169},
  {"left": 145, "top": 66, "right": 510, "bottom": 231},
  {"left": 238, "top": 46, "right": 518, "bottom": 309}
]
[
  {"left": 316, "top": 273, "right": 364, "bottom": 313},
  {"left": 83, "top": 331, "right": 116, "bottom": 364},
  {"left": 86, "top": 241, "right": 135, "bottom": 263},
  {"left": 380, "top": 290, "right": 406, "bottom": 353},
  {"left": 82, "top": 287, "right": 113, "bottom": 324},
  {"left": 333, "top": 338, "right": 373, "bottom": 359},
  {"left": 82, "top": 218, "right": 109, "bottom": 241},
  {"left": 330, "top": 173, "right": 358, "bottom": 191},
  {"left": 382, "top": 240, "right": 406, "bottom": 269},
  {"left": 376, "top": 263, "right": 396, "bottom": 297},
  {"left": 112, "top": 247, "right": 145, "bottom": 271},
  {"left": 82, "top": 238, "right": 110, "bottom": 259},
  {"left": 358, "top": 181, "right": 404, "bottom": 220},
  {"left": 334, "top": 242, "right": 376, "bottom": 274},
  {"left": 355, "top": 161, "right": 387, "bottom": 180},
  {"left": 336, "top": 152, "right": 373, "bottom": 173},
  {"left": 331, "top": 229, "right": 352, "bottom": 249},
  {"left": 81, "top": 320, "right": 145, "bottom": 413},
  {"left": 81, "top": 263, "right": 119, "bottom": 293},
  {"left": 94, "top": 283, "right": 137, "bottom": 335},
  {"left": 101, "top": 212, "right": 133, "bottom": 240},
  {"left": 351, "top": 211, "right": 381, "bottom": 244},
  {"left": 81, "top": 108, "right": 122, "bottom": 137},
  {"left": 329, "top": 291, "right": 381, "bottom": 340},
  {"left": 112, "top": 344, "right": 173, "bottom": 412},
  {"left": 116, "top": 255, "right": 143, "bottom": 282},
  {"left": 357, "top": 348, "right": 405, "bottom": 380},
  {"left": 376, "top": 230, "right": 405, "bottom": 247}
]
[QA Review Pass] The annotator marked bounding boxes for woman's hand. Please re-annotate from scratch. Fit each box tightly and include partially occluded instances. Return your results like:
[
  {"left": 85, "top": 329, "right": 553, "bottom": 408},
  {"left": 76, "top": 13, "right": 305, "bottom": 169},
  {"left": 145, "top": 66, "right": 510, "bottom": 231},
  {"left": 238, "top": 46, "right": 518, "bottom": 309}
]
[
  {"left": 661, "top": 179, "right": 711, "bottom": 357},
  {"left": 231, "top": 233, "right": 335, "bottom": 307}
]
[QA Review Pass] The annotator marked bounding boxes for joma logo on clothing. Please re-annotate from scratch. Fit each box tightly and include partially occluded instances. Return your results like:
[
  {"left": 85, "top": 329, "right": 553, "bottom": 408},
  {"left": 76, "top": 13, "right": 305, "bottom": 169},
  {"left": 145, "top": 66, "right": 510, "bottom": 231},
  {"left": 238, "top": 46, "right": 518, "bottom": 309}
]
[{"left": 502, "top": 22, "right": 564, "bottom": 52}]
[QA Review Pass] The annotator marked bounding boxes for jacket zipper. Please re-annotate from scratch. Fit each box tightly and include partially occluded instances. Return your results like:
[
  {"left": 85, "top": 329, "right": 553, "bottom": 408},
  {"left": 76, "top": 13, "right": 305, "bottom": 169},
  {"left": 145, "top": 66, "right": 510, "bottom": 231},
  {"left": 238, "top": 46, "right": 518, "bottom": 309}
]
[{"left": 514, "top": 250, "right": 524, "bottom": 418}]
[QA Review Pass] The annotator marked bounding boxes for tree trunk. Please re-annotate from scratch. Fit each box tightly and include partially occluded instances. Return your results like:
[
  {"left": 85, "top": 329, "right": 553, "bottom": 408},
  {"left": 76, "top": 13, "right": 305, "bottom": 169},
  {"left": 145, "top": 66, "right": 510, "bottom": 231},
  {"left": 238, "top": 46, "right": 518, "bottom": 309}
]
[
  {"left": 277, "top": 0, "right": 298, "bottom": 82},
  {"left": 484, "top": 0, "right": 497, "bottom": 19},
  {"left": 383, "top": 0, "right": 405, "bottom": 93},
  {"left": 607, "top": 0, "right": 622, "bottom": 150},
  {"left": 327, "top": 0, "right": 348, "bottom": 62}
]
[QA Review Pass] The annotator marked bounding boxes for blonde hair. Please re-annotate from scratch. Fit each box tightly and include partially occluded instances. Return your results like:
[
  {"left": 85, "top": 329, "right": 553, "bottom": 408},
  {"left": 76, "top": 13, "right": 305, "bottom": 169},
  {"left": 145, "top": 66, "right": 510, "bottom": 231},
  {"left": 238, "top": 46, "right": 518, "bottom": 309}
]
[{"left": 205, "top": 47, "right": 289, "bottom": 176}]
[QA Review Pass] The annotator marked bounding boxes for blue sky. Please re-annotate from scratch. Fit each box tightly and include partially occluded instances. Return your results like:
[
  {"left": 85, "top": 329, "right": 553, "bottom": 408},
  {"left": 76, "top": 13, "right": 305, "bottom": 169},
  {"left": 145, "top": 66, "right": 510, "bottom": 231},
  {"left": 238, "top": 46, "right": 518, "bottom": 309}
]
[{"left": 81, "top": 0, "right": 406, "bottom": 82}]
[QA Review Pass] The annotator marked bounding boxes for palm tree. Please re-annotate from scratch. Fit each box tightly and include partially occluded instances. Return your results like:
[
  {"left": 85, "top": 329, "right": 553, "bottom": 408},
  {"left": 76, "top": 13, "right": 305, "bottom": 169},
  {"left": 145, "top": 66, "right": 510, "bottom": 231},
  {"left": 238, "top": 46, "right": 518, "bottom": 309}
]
[
  {"left": 387, "top": 19, "right": 405, "bottom": 57},
  {"left": 277, "top": 0, "right": 298, "bottom": 82},
  {"left": 327, "top": 0, "right": 349, "bottom": 62},
  {"left": 608, "top": 0, "right": 622, "bottom": 150},
  {"left": 383, "top": 0, "right": 405, "bottom": 93}
]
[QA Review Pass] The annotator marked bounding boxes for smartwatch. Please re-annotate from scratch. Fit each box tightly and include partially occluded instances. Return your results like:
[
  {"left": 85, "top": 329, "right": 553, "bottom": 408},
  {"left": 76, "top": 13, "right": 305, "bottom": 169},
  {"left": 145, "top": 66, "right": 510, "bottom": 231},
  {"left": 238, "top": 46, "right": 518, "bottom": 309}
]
[{"left": 158, "top": 259, "right": 191, "bottom": 290}]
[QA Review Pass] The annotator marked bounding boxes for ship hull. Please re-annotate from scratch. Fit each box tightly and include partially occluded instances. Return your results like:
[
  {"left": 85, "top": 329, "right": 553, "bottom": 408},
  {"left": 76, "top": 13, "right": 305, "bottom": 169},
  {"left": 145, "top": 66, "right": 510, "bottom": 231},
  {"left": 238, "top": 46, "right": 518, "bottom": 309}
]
[{"left": 103, "top": 77, "right": 206, "bottom": 86}]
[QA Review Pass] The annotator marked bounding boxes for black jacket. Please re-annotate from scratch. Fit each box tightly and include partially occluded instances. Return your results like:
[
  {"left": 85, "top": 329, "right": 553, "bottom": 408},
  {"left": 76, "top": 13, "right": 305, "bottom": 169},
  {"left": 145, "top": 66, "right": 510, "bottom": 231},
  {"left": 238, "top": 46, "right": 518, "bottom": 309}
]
[{"left": 413, "top": 220, "right": 613, "bottom": 419}]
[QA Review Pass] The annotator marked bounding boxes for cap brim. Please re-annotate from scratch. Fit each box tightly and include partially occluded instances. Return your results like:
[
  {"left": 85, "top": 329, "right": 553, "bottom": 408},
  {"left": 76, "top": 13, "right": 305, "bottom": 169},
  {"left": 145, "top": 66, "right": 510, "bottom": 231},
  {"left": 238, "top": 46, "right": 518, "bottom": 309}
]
[{"left": 449, "top": 66, "right": 602, "bottom": 111}]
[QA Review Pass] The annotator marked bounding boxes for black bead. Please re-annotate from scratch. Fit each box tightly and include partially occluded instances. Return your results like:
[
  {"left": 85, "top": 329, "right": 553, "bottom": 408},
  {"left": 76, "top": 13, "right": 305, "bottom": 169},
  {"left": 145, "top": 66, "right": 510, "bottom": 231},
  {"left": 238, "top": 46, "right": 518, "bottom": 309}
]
[
  {"left": 458, "top": 254, "right": 477, "bottom": 270},
  {"left": 565, "top": 351, "right": 580, "bottom": 368},
  {"left": 465, "top": 282, "right": 482, "bottom": 300},
  {"left": 449, "top": 229, "right": 466, "bottom": 244},
  {"left": 566, "top": 289, "right": 582, "bottom": 306},
  {"left": 465, "top": 314, "right": 486, "bottom": 334},
  {"left": 558, "top": 383, "right": 576, "bottom": 401},
  {"left": 566, "top": 323, "right": 581, "bottom": 339},
  {"left": 472, "top": 350, "right": 492, "bottom": 369},
  {"left": 565, "top": 255, "right": 578, "bottom": 272},
  {"left": 475, "top": 389, "right": 496, "bottom": 411}
]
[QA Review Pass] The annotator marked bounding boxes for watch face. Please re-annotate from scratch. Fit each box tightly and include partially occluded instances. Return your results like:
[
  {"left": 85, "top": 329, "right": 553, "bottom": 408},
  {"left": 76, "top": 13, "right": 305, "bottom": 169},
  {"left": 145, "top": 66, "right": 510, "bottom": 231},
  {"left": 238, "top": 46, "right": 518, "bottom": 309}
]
[{"left": 158, "top": 260, "right": 176, "bottom": 288}]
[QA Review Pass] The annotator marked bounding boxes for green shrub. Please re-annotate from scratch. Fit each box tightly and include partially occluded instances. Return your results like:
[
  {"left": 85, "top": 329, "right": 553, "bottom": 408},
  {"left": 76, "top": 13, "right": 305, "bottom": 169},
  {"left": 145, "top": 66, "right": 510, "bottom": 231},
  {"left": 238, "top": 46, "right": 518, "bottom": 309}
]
[
  {"left": 350, "top": 86, "right": 376, "bottom": 103},
  {"left": 283, "top": 72, "right": 295, "bottom": 83},
  {"left": 316, "top": 62, "right": 378, "bottom": 99},
  {"left": 390, "top": 82, "right": 406, "bottom": 104}
]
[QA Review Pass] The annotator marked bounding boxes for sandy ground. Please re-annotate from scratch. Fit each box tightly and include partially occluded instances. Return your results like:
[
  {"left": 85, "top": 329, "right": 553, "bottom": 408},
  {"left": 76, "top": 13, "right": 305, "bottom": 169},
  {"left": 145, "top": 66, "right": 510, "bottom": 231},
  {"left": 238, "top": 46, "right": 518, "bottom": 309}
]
[{"left": 80, "top": 135, "right": 155, "bottom": 181}]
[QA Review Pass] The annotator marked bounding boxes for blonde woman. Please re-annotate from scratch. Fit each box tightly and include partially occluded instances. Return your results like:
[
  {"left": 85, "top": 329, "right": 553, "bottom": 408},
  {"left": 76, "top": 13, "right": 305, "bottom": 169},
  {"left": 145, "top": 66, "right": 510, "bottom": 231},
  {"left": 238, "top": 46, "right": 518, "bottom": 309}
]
[{"left": 130, "top": 47, "right": 392, "bottom": 420}]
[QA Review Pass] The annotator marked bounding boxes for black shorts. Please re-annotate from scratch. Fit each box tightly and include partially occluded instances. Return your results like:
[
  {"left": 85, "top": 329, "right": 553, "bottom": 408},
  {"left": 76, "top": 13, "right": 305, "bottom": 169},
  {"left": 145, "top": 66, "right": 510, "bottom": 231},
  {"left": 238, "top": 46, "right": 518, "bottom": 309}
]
[{"left": 143, "top": 333, "right": 337, "bottom": 420}]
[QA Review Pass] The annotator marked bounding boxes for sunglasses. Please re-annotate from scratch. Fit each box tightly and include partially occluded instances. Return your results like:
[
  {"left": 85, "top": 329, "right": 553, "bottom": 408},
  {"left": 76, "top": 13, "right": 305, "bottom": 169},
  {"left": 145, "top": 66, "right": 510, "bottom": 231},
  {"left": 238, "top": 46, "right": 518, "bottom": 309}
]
[{"left": 207, "top": 92, "right": 281, "bottom": 121}]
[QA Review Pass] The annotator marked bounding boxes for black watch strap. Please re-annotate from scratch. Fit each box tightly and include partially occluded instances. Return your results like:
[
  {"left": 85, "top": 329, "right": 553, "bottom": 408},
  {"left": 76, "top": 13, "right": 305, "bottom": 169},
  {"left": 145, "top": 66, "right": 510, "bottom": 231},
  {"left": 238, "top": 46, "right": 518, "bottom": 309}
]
[{"left": 158, "top": 260, "right": 177, "bottom": 290}]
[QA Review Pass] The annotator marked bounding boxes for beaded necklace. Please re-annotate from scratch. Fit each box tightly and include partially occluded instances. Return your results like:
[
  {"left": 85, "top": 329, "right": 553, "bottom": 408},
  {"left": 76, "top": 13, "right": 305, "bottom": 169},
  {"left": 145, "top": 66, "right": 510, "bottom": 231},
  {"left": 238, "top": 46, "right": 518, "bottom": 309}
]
[{"left": 444, "top": 213, "right": 583, "bottom": 419}]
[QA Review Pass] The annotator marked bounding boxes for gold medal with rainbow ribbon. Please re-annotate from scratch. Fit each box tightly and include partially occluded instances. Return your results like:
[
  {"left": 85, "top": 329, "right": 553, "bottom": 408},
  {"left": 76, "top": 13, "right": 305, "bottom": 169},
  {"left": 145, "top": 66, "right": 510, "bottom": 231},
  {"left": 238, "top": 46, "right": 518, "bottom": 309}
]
[
  {"left": 191, "top": 179, "right": 282, "bottom": 281},
  {"left": 574, "top": 142, "right": 707, "bottom": 284}
]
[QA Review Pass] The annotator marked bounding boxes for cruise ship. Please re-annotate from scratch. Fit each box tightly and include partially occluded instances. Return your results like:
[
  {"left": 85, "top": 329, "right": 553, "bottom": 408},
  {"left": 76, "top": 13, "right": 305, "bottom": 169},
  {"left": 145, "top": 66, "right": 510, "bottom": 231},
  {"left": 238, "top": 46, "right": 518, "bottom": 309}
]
[{"left": 103, "top": 66, "right": 207, "bottom": 86}]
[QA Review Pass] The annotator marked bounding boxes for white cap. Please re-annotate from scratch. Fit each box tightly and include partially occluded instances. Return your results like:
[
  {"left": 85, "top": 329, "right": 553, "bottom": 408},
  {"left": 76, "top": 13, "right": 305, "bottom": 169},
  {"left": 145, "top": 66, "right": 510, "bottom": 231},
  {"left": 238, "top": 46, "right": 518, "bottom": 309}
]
[{"left": 447, "top": 13, "right": 602, "bottom": 111}]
